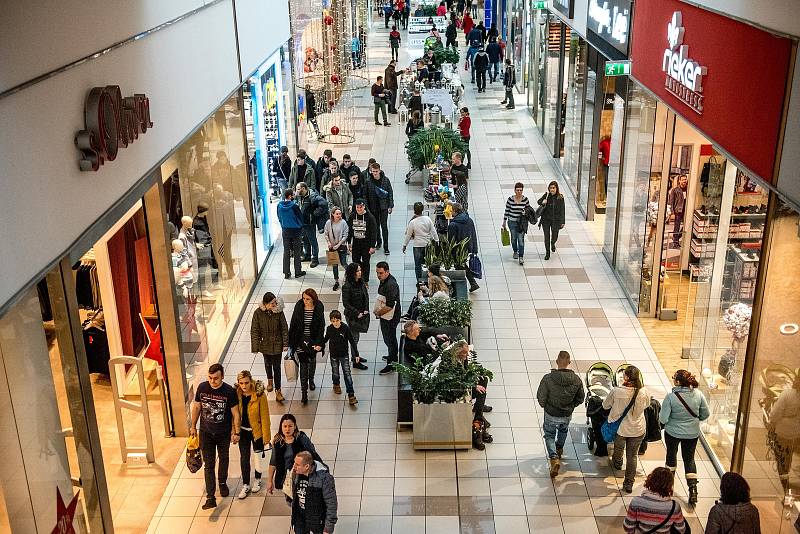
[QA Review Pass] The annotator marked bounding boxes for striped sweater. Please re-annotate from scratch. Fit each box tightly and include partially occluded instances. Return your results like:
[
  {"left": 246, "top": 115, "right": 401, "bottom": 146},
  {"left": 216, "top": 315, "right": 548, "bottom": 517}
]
[
  {"left": 503, "top": 195, "right": 530, "bottom": 223},
  {"left": 624, "top": 491, "right": 687, "bottom": 533}
]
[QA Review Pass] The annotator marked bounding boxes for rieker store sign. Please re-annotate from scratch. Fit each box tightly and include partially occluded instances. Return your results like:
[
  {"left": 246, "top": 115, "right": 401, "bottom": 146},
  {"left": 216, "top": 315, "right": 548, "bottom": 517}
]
[{"left": 630, "top": 0, "right": 792, "bottom": 183}]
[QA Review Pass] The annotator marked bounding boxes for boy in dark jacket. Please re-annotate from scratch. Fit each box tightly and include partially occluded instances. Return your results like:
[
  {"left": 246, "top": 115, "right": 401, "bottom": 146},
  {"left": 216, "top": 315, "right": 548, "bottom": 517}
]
[
  {"left": 536, "top": 351, "right": 585, "bottom": 477},
  {"left": 446, "top": 203, "right": 480, "bottom": 292},
  {"left": 364, "top": 162, "right": 394, "bottom": 254},
  {"left": 291, "top": 451, "right": 338, "bottom": 534},
  {"left": 347, "top": 200, "right": 378, "bottom": 284},
  {"left": 323, "top": 310, "right": 359, "bottom": 404}
]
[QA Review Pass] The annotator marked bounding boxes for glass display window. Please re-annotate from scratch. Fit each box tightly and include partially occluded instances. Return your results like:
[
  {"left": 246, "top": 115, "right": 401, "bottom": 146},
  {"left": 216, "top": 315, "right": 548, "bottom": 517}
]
[
  {"left": 560, "top": 35, "right": 586, "bottom": 196},
  {"left": 542, "top": 19, "right": 566, "bottom": 153}
]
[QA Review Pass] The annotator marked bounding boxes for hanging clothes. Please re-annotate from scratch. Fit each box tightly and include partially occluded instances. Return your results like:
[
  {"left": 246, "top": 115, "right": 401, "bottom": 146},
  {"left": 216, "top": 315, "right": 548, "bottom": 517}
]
[{"left": 82, "top": 310, "right": 110, "bottom": 375}]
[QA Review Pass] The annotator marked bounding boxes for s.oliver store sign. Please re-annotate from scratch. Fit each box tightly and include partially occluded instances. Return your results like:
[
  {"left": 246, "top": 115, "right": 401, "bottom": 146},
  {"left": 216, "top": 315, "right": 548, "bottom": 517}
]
[{"left": 630, "top": 0, "right": 792, "bottom": 183}]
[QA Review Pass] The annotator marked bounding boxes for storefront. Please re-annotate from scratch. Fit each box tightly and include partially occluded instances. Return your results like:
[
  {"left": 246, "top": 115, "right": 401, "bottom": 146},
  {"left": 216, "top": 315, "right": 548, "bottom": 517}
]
[
  {"left": 243, "top": 43, "right": 299, "bottom": 268},
  {"left": 610, "top": 0, "right": 797, "bottom": 528}
]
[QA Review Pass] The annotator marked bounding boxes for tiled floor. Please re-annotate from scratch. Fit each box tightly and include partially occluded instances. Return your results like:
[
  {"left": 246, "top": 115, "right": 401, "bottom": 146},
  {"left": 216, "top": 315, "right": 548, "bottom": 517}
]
[{"left": 145, "top": 18, "right": 717, "bottom": 534}]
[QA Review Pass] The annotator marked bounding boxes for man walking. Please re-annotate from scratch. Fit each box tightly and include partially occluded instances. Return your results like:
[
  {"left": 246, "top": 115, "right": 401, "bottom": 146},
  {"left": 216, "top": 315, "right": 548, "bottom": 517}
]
[
  {"left": 296, "top": 182, "right": 326, "bottom": 268},
  {"left": 466, "top": 24, "right": 482, "bottom": 83},
  {"left": 291, "top": 451, "right": 338, "bottom": 534},
  {"left": 473, "top": 46, "right": 489, "bottom": 92},
  {"left": 364, "top": 162, "right": 394, "bottom": 254},
  {"left": 289, "top": 150, "right": 317, "bottom": 190},
  {"left": 277, "top": 189, "right": 306, "bottom": 279},
  {"left": 384, "top": 60, "right": 399, "bottom": 114},
  {"left": 536, "top": 351, "right": 585, "bottom": 477},
  {"left": 347, "top": 199, "right": 378, "bottom": 285},
  {"left": 501, "top": 59, "right": 516, "bottom": 109},
  {"left": 447, "top": 203, "right": 480, "bottom": 292},
  {"left": 389, "top": 25, "right": 401, "bottom": 61},
  {"left": 486, "top": 38, "right": 501, "bottom": 82},
  {"left": 445, "top": 19, "right": 458, "bottom": 49},
  {"left": 190, "top": 363, "right": 241, "bottom": 510},
  {"left": 375, "top": 262, "right": 401, "bottom": 375},
  {"left": 371, "top": 76, "right": 391, "bottom": 126},
  {"left": 403, "top": 202, "right": 439, "bottom": 282}
]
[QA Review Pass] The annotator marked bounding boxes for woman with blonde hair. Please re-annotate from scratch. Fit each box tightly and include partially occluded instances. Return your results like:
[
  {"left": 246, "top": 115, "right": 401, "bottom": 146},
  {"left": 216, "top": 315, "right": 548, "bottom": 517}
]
[{"left": 235, "top": 370, "right": 270, "bottom": 499}]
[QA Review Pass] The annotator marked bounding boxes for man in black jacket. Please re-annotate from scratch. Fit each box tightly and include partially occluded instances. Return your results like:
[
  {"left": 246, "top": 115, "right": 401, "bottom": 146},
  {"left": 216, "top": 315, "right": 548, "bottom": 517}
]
[
  {"left": 291, "top": 451, "right": 338, "bottom": 534},
  {"left": 272, "top": 145, "right": 291, "bottom": 194},
  {"left": 536, "top": 351, "right": 585, "bottom": 477},
  {"left": 347, "top": 199, "right": 378, "bottom": 285},
  {"left": 315, "top": 149, "right": 334, "bottom": 192},
  {"left": 501, "top": 59, "right": 516, "bottom": 109},
  {"left": 340, "top": 153, "right": 361, "bottom": 180},
  {"left": 447, "top": 203, "right": 480, "bottom": 292},
  {"left": 296, "top": 182, "right": 327, "bottom": 267},
  {"left": 486, "top": 38, "right": 502, "bottom": 82},
  {"left": 384, "top": 60, "right": 399, "bottom": 114},
  {"left": 473, "top": 46, "right": 489, "bottom": 92},
  {"left": 375, "top": 261, "right": 401, "bottom": 375},
  {"left": 364, "top": 162, "right": 394, "bottom": 254},
  {"left": 445, "top": 19, "right": 458, "bottom": 49}
]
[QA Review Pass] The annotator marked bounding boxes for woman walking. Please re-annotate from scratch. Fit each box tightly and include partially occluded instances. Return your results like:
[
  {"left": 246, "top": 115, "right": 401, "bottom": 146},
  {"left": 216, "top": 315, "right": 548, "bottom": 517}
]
[
  {"left": 706, "top": 472, "right": 761, "bottom": 533},
  {"left": 502, "top": 182, "right": 531, "bottom": 265},
  {"left": 341, "top": 263, "right": 370, "bottom": 370},
  {"left": 537, "top": 180, "right": 566, "bottom": 260},
  {"left": 267, "top": 414, "right": 324, "bottom": 502},
  {"left": 324, "top": 208, "right": 349, "bottom": 291},
  {"left": 250, "top": 292, "right": 288, "bottom": 402},
  {"left": 623, "top": 467, "right": 688, "bottom": 533},
  {"left": 659, "top": 369, "right": 710, "bottom": 505},
  {"left": 289, "top": 289, "right": 325, "bottom": 404},
  {"left": 603, "top": 365, "right": 650, "bottom": 493},
  {"left": 235, "top": 370, "right": 271, "bottom": 499}
]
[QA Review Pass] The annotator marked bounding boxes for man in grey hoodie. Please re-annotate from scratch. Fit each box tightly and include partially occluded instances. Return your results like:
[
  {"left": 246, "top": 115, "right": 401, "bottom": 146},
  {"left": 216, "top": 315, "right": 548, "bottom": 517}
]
[
  {"left": 536, "top": 351, "right": 585, "bottom": 477},
  {"left": 291, "top": 451, "right": 338, "bottom": 534}
]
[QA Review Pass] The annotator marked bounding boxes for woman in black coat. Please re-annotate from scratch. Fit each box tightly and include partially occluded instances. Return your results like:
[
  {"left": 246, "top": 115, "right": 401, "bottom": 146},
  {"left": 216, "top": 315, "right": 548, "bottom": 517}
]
[
  {"left": 289, "top": 288, "right": 325, "bottom": 403},
  {"left": 537, "top": 180, "right": 566, "bottom": 260},
  {"left": 341, "top": 263, "right": 370, "bottom": 369},
  {"left": 268, "top": 414, "right": 324, "bottom": 501}
]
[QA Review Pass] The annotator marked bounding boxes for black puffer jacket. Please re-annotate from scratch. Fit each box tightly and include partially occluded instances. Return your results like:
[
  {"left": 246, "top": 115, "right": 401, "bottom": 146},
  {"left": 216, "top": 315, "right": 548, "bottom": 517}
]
[
  {"left": 537, "top": 192, "right": 566, "bottom": 226},
  {"left": 291, "top": 461, "right": 338, "bottom": 534},
  {"left": 536, "top": 369, "right": 585, "bottom": 417},
  {"left": 364, "top": 171, "right": 394, "bottom": 212},
  {"left": 288, "top": 300, "right": 325, "bottom": 351},
  {"left": 341, "top": 280, "right": 370, "bottom": 333}
]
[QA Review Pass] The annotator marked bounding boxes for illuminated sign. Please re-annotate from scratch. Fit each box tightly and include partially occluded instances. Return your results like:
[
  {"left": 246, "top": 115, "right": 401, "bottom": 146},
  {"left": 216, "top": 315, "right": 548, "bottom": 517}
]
[{"left": 662, "top": 12, "right": 707, "bottom": 114}]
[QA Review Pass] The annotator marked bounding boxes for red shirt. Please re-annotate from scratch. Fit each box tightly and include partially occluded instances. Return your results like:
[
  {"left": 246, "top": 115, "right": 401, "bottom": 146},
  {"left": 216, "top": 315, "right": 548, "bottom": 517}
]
[
  {"left": 459, "top": 116, "right": 471, "bottom": 139},
  {"left": 598, "top": 138, "right": 611, "bottom": 165},
  {"left": 436, "top": 5, "right": 447, "bottom": 15},
  {"left": 463, "top": 14, "right": 474, "bottom": 35}
]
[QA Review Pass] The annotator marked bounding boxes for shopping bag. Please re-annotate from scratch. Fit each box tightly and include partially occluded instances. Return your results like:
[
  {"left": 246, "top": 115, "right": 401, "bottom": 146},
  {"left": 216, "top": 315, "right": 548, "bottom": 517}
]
[
  {"left": 468, "top": 254, "right": 483, "bottom": 279},
  {"left": 186, "top": 435, "right": 203, "bottom": 473},
  {"left": 326, "top": 250, "right": 340, "bottom": 265},
  {"left": 284, "top": 353, "right": 298, "bottom": 381},
  {"left": 500, "top": 227, "right": 511, "bottom": 246},
  {"left": 282, "top": 475, "right": 294, "bottom": 498}
]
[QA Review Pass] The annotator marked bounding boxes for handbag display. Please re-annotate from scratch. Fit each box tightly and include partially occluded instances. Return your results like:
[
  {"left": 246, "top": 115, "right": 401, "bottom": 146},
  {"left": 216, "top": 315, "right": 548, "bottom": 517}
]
[
  {"left": 601, "top": 393, "right": 638, "bottom": 443},
  {"left": 468, "top": 254, "right": 483, "bottom": 279},
  {"left": 284, "top": 352, "right": 298, "bottom": 381},
  {"left": 501, "top": 227, "right": 511, "bottom": 246}
]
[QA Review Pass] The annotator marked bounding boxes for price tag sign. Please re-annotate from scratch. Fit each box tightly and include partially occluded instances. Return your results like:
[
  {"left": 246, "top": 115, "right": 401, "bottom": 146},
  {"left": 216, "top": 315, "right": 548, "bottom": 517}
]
[{"left": 604, "top": 60, "right": 632, "bottom": 76}]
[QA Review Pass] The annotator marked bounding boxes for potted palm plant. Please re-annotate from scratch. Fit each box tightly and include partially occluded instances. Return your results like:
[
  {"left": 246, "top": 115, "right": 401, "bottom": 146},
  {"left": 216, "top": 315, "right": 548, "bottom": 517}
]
[{"left": 424, "top": 236, "right": 470, "bottom": 299}]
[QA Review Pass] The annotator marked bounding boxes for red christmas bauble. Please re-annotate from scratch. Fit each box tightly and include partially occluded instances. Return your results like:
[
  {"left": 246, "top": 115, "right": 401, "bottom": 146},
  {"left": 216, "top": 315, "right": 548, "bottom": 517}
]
[
  {"left": 328, "top": 100, "right": 335, "bottom": 108},
  {"left": 330, "top": 126, "right": 340, "bottom": 135},
  {"left": 330, "top": 74, "right": 340, "bottom": 84},
  {"left": 324, "top": 15, "right": 334, "bottom": 25}
]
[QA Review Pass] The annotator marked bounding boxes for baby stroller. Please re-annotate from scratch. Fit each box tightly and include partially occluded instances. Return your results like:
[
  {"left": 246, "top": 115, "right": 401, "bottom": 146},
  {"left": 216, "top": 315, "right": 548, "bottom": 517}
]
[{"left": 586, "top": 362, "right": 614, "bottom": 456}]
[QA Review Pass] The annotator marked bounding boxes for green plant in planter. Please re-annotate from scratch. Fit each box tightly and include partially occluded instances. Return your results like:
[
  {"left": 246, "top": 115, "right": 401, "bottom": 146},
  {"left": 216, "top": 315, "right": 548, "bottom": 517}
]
[
  {"left": 448, "top": 299, "right": 472, "bottom": 328},
  {"left": 418, "top": 5, "right": 437, "bottom": 16},
  {"left": 406, "top": 127, "right": 467, "bottom": 170},
  {"left": 425, "top": 40, "right": 460, "bottom": 65},
  {"left": 418, "top": 298, "right": 472, "bottom": 328},
  {"left": 424, "top": 235, "right": 469, "bottom": 270}
]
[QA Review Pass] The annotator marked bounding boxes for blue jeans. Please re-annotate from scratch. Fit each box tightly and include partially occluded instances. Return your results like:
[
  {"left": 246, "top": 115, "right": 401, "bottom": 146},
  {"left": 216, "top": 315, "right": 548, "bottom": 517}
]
[
  {"left": 330, "top": 356, "right": 355, "bottom": 394},
  {"left": 490, "top": 61, "right": 500, "bottom": 81},
  {"left": 543, "top": 413, "right": 571, "bottom": 459},
  {"left": 412, "top": 246, "right": 426, "bottom": 282},
  {"left": 302, "top": 224, "right": 319, "bottom": 260},
  {"left": 508, "top": 220, "right": 525, "bottom": 257}
]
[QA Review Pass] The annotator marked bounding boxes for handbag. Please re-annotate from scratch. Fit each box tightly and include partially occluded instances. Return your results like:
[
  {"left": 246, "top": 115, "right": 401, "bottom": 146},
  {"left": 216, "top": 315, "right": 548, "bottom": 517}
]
[
  {"left": 468, "top": 254, "right": 483, "bottom": 279},
  {"left": 282, "top": 475, "right": 294, "bottom": 499},
  {"left": 283, "top": 352, "right": 298, "bottom": 381},
  {"left": 326, "top": 249, "right": 341, "bottom": 265},
  {"left": 601, "top": 393, "right": 638, "bottom": 443},
  {"left": 500, "top": 226, "right": 511, "bottom": 246},
  {"left": 674, "top": 391, "right": 699, "bottom": 418},
  {"left": 186, "top": 435, "right": 203, "bottom": 473},
  {"left": 374, "top": 185, "right": 389, "bottom": 199}
]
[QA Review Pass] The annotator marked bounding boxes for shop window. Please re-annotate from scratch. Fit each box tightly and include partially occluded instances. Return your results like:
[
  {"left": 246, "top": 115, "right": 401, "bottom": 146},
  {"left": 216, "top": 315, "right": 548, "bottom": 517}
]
[
  {"left": 741, "top": 198, "right": 800, "bottom": 532},
  {"left": 600, "top": 76, "right": 627, "bottom": 263},
  {"left": 560, "top": 35, "right": 586, "bottom": 196},
  {"left": 542, "top": 19, "right": 565, "bottom": 153}
]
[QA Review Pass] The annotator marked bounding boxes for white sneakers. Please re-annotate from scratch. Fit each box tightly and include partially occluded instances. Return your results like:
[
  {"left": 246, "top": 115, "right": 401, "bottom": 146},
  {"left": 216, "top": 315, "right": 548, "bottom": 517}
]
[{"left": 238, "top": 480, "right": 262, "bottom": 499}]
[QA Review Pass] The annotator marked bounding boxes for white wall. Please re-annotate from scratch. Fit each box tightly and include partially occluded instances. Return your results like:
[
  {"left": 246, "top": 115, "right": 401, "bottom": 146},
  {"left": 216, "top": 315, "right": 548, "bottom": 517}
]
[
  {"left": 687, "top": 0, "right": 800, "bottom": 38},
  {"left": 0, "top": 0, "right": 290, "bottom": 310},
  {"left": 235, "top": 0, "right": 291, "bottom": 78}
]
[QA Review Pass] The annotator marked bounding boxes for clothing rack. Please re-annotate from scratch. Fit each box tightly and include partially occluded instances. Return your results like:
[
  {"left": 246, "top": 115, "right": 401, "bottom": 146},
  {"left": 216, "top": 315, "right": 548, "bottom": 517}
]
[{"left": 74, "top": 249, "right": 102, "bottom": 310}]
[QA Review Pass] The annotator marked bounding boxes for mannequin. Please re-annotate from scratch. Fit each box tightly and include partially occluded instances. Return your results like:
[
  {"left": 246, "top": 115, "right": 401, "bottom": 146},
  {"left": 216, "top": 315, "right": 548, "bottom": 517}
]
[
  {"left": 171, "top": 239, "right": 193, "bottom": 298},
  {"left": 178, "top": 216, "right": 198, "bottom": 266},
  {"left": 192, "top": 203, "right": 218, "bottom": 296}
]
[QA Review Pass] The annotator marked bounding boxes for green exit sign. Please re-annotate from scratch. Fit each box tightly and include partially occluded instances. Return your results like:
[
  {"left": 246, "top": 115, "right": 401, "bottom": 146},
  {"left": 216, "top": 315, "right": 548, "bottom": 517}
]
[
  {"left": 605, "top": 60, "right": 632, "bottom": 76},
  {"left": 532, "top": 1, "right": 547, "bottom": 8}
]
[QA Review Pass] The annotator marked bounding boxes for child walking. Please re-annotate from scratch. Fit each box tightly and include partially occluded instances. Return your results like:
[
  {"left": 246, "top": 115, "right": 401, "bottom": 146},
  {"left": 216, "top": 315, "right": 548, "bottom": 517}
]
[{"left": 323, "top": 310, "right": 359, "bottom": 405}]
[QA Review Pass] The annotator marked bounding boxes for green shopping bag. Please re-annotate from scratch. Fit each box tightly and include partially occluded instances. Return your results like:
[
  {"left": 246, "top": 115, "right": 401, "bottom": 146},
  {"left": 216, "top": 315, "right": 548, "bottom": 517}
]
[{"left": 500, "top": 227, "right": 511, "bottom": 246}]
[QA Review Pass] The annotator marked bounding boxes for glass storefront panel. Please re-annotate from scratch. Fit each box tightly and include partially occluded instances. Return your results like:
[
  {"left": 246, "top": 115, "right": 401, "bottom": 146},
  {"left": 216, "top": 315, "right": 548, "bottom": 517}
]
[
  {"left": 560, "top": 35, "right": 586, "bottom": 196},
  {"left": 542, "top": 19, "right": 564, "bottom": 153},
  {"left": 161, "top": 93, "right": 256, "bottom": 405},
  {"left": 601, "top": 75, "right": 628, "bottom": 263},
  {"left": 509, "top": 0, "right": 525, "bottom": 92},
  {"left": 578, "top": 60, "right": 597, "bottom": 215},
  {"left": 741, "top": 198, "right": 800, "bottom": 532}
]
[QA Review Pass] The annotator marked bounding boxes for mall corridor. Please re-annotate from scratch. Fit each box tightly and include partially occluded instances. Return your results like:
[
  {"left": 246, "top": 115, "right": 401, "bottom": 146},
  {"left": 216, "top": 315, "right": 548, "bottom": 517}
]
[{"left": 143, "top": 19, "right": 709, "bottom": 534}]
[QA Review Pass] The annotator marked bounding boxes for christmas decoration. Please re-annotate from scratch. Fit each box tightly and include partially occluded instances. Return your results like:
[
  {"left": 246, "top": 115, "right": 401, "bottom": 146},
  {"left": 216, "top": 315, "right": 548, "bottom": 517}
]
[
  {"left": 330, "top": 74, "right": 340, "bottom": 84},
  {"left": 723, "top": 303, "right": 752, "bottom": 340},
  {"left": 330, "top": 126, "right": 340, "bottom": 135},
  {"left": 324, "top": 15, "right": 334, "bottom": 25},
  {"left": 328, "top": 99, "right": 335, "bottom": 108}
]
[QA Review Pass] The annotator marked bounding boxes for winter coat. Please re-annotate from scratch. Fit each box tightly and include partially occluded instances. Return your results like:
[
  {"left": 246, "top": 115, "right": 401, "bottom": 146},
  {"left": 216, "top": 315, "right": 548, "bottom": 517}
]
[
  {"left": 467, "top": 28, "right": 482, "bottom": 47},
  {"left": 503, "top": 65, "right": 516, "bottom": 88},
  {"left": 347, "top": 209, "right": 378, "bottom": 249},
  {"left": 603, "top": 386, "right": 651, "bottom": 438},
  {"left": 644, "top": 398, "right": 663, "bottom": 443},
  {"left": 236, "top": 382, "right": 271, "bottom": 442},
  {"left": 406, "top": 118, "right": 425, "bottom": 138},
  {"left": 659, "top": 386, "right": 710, "bottom": 439},
  {"left": 409, "top": 95, "right": 423, "bottom": 115},
  {"left": 340, "top": 163, "right": 362, "bottom": 179},
  {"left": 251, "top": 305, "right": 289, "bottom": 355},
  {"left": 447, "top": 212, "right": 478, "bottom": 254},
  {"left": 342, "top": 280, "right": 370, "bottom": 333},
  {"left": 403, "top": 215, "right": 439, "bottom": 248},
  {"left": 537, "top": 192, "right": 566, "bottom": 226},
  {"left": 445, "top": 24, "right": 457, "bottom": 40},
  {"left": 323, "top": 323, "right": 360, "bottom": 359},
  {"left": 325, "top": 183, "right": 353, "bottom": 219},
  {"left": 277, "top": 200, "right": 303, "bottom": 231},
  {"left": 291, "top": 461, "right": 338, "bottom": 534},
  {"left": 705, "top": 502, "right": 761, "bottom": 534},
  {"left": 486, "top": 42, "right": 501, "bottom": 62},
  {"left": 289, "top": 163, "right": 316, "bottom": 189},
  {"left": 384, "top": 65, "right": 398, "bottom": 90},
  {"left": 536, "top": 369, "right": 585, "bottom": 418},
  {"left": 289, "top": 300, "right": 325, "bottom": 352},
  {"left": 473, "top": 50, "right": 489, "bottom": 70},
  {"left": 297, "top": 190, "right": 328, "bottom": 227},
  {"left": 364, "top": 172, "right": 395, "bottom": 212},
  {"left": 270, "top": 431, "right": 322, "bottom": 488}
]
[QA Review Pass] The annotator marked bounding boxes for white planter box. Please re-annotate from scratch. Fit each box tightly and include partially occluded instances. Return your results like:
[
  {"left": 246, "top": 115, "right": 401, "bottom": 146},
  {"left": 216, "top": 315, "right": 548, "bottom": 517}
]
[{"left": 412, "top": 400, "right": 472, "bottom": 450}]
